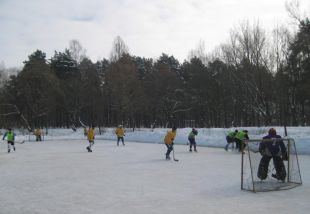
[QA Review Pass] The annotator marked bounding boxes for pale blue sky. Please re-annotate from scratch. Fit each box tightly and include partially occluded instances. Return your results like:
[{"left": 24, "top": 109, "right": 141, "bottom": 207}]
[{"left": 0, "top": 0, "right": 309, "bottom": 68}]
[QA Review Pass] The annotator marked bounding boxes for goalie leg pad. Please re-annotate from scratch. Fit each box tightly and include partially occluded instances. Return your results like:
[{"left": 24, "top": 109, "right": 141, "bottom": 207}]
[{"left": 257, "top": 155, "right": 272, "bottom": 180}]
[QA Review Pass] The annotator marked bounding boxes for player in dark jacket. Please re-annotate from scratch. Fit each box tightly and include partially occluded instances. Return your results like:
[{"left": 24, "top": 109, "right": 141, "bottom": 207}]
[
  {"left": 188, "top": 128, "right": 198, "bottom": 152},
  {"left": 257, "top": 128, "right": 288, "bottom": 181}
]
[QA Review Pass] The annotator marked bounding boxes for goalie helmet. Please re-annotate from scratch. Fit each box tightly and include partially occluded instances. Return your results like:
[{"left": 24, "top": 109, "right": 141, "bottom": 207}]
[{"left": 269, "top": 128, "right": 276, "bottom": 136}]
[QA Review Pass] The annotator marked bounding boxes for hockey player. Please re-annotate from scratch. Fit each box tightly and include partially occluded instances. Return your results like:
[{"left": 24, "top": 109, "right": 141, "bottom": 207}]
[
  {"left": 188, "top": 128, "right": 198, "bottom": 152},
  {"left": 164, "top": 126, "right": 177, "bottom": 160},
  {"left": 2, "top": 128, "right": 16, "bottom": 153},
  {"left": 115, "top": 125, "right": 125, "bottom": 146},
  {"left": 225, "top": 129, "right": 238, "bottom": 151},
  {"left": 86, "top": 126, "right": 95, "bottom": 152},
  {"left": 257, "top": 128, "right": 287, "bottom": 181},
  {"left": 235, "top": 130, "right": 249, "bottom": 152},
  {"left": 34, "top": 128, "right": 43, "bottom": 141}
]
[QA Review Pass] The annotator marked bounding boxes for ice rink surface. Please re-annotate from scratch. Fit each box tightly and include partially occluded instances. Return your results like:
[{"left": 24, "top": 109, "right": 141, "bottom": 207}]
[{"left": 0, "top": 140, "right": 309, "bottom": 214}]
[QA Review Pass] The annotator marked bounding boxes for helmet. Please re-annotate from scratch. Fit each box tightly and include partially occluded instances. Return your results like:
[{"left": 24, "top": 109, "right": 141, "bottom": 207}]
[
  {"left": 172, "top": 126, "right": 177, "bottom": 131},
  {"left": 268, "top": 128, "right": 276, "bottom": 136}
]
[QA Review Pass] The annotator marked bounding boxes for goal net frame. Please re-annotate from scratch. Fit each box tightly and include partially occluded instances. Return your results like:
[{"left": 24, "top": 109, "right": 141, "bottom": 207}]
[{"left": 241, "top": 138, "right": 302, "bottom": 192}]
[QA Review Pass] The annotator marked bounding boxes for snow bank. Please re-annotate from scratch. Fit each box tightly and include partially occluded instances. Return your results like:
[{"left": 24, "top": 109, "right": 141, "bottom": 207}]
[{"left": 3, "top": 126, "right": 309, "bottom": 155}]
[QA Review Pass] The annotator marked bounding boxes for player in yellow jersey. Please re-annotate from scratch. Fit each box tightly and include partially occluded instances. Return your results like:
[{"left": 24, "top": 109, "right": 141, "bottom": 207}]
[
  {"left": 86, "top": 126, "right": 95, "bottom": 152},
  {"left": 164, "top": 126, "right": 177, "bottom": 160}
]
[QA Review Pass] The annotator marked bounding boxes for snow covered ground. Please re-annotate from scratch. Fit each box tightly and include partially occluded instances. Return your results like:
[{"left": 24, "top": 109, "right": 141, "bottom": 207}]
[{"left": 0, "top": 127, "right": 310, "bottom": 214}]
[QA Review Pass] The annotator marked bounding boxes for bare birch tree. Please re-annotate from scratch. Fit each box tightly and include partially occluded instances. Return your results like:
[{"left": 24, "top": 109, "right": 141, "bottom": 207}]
[
  {"left": 110, "top": 36, "right": 129, "bottom": 62},
  {"left": 69, "top": 39, "right": 87, "bottom": 65}
]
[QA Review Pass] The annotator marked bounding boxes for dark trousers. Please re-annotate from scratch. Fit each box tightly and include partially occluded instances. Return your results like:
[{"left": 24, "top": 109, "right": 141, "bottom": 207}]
[
  {"left": 88, "top": 140, "right": 94, "bottom": 148},
  {"left": 188, "top": 138, "right": 196, "bottom": 151},
  {"left": 257, "top": 155, "right": 286, "bottom": 180},
  {"left": 165, "top": 144, "right": 173, "bottom": 157},
  {"left": 117, "top": 137, "right": 125, "bottom": 145},
  {"left": 225, "top": 136, "right": 235, "bottom": 150},
  {"left": 235, "top": 139, "right": 246, "bottom": 152},
  {"left": 7, "top": 140, "right": 15, "bottom": 151},
  {"left": 226, "top": 136, "right": 235, "bottom": 143},
  {"left": 36, "top": 136, "right": 42, "bottom": 141}
]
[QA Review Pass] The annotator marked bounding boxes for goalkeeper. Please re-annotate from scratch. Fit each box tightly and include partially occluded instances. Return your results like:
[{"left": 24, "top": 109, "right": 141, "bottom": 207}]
[{"left": 257, "top": 128, "right": 288, "bottom": 181}]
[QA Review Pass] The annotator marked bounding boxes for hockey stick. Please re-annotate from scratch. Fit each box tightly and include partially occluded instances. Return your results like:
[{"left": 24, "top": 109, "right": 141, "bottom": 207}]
[
  {"left": 2, "top": 140, "right": 25, "bottom": 144},
  {"left": 15, "top": 140, "right": 25, "bottom": 144},
  {"left": 79, "top": 116, "right": 87, "bottom": 128},
  {"left": 172, "top": 146, "right": 179, "bottom": 162}
]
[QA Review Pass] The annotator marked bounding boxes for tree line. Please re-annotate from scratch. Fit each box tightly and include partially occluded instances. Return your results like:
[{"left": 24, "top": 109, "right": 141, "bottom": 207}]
[{"left": 0, "top": 18, "right": 309, "bottom": 130}]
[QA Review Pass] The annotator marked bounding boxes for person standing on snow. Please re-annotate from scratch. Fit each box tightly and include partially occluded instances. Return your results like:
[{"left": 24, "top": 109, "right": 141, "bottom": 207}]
[
  {"left": 86, "top": 126, "right": 95, "bottom": 152},
  {"left": 188, "top": 128, "right": 198, "bottom": 152},
  {"left": 235, "top": 130, "right": 249, "bottom": 152},
  {"left": 164, "top": 126, "right": 177, "bottom": 160},
  {"left": 115, "top": 125, "right": 125, "bottom": 146},
  {"left": 257, "top": 128, "right": 287, "bottom": 181},
  {"left": 34, "top": 128, "right": 43, "bottom": 141},
  {"left": 225, "top": 129, "right": 238, "bottom": 151},
  {"left": 2, "top": 128, "right": 16, "bottom": 153}
]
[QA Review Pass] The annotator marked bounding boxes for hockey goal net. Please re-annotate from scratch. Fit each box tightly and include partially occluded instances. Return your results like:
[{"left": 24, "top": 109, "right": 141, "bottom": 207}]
[{"left": 241, "top": 138, "right": 302, "bottom": 192}]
